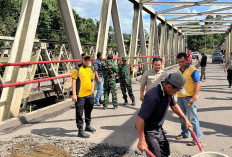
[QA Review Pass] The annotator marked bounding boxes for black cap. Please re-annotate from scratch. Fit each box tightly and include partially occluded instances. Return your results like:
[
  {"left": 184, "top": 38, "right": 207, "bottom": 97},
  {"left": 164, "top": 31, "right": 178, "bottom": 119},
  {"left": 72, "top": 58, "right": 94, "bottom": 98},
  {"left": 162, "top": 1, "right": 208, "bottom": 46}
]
[
  {"left": 81, "top": 53, "right": 91, "bottom": 58},
  {"left": 166, "top": 73, "right": 186, "bottom": 94}
]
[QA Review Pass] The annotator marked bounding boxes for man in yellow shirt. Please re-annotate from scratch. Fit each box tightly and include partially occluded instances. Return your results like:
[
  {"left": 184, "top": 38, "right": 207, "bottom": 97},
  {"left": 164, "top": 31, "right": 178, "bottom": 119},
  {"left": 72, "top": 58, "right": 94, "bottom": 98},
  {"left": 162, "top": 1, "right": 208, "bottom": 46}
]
[
  {"left": 72, "top": 53, "right": 95, "bottom": 138},
  {"left": 175, "top": 52, "right": 201, "bottom": 146}
]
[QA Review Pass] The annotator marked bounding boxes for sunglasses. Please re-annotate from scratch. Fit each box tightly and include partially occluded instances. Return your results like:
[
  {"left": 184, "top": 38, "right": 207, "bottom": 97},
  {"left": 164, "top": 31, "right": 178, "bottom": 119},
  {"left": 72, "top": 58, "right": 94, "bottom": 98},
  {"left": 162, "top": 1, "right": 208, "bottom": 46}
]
[{"left": 83, "top": 57, "right": 91, "bottom": 61}]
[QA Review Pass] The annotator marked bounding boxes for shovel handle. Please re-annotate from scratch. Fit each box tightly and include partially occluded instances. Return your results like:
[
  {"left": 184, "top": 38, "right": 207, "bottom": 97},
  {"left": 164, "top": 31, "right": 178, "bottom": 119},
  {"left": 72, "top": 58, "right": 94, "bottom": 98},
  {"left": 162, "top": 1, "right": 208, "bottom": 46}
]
[
  {"left": 145, "top": 148, "right": 156, "bottom": 157},
  {"left": 189, "top": 128, "right": 203, "bottom": 152}
]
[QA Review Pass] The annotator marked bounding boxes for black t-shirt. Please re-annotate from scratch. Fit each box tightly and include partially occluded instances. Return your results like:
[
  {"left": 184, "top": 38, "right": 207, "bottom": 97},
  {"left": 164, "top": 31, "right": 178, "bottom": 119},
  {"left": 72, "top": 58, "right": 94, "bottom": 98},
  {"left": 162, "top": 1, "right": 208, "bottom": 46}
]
[
  {"left": 200, "top": 55, "right": 207, "bottom": 67},
  {"left": 138, "top": 84, "right": 176, "bottom": 132}
]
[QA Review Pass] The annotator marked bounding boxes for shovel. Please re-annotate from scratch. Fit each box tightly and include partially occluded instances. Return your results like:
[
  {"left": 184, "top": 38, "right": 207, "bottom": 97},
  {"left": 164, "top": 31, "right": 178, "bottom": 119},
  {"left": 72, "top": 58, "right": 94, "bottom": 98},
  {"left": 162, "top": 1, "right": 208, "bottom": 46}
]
[{"left": 189, "top": 128, "right": 228, "bottom": 157}]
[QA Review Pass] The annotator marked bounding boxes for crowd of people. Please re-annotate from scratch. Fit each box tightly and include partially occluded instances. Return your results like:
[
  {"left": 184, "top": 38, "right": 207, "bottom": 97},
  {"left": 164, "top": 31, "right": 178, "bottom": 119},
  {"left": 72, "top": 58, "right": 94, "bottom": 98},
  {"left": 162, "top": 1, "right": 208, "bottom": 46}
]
[{"left": 70, "top": 51, "right": 229, "bottom": 156}]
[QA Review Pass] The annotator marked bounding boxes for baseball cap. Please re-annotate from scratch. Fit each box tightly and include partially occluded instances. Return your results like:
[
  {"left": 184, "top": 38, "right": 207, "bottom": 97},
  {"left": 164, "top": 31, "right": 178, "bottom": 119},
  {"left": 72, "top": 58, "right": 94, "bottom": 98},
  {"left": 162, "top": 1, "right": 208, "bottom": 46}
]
[
  {"left": 166, "top": 73, "right": 186, "bottom": 95},
  {"left": 122, "top": 56, "right": 128, "bottom": 60},
  {"left": 81, "top": 53, "right": 91, "bottom": 58}
]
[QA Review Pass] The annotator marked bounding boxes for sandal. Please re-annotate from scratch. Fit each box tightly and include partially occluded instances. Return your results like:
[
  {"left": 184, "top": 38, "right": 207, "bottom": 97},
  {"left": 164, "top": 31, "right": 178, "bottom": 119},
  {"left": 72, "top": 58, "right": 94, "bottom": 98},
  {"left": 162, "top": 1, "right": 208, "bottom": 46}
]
[
  {"left": 175, "top": 135, "right": 188, "bottom": 140},
  {"left": 187, "top": 140, "right": 196, "bottom": 146}
]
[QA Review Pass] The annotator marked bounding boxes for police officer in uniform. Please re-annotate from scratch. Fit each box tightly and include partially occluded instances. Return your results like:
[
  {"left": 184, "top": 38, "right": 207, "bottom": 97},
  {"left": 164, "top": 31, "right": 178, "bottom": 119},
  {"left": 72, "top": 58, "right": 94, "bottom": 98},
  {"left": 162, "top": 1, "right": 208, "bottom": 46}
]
[{"left": 72, "top": 53, "right": 96, "bottom": 138}]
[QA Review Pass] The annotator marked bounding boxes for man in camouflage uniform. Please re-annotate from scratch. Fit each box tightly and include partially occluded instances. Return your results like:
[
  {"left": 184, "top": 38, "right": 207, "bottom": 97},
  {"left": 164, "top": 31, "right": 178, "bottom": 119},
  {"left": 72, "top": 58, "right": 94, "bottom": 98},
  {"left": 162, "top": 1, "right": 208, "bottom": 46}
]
[
  {"left": 118, "top": 56, "right": 136, "bottom": 106},
  {"left": 101, "top": 54, "right": 118, "bottom": 109}
]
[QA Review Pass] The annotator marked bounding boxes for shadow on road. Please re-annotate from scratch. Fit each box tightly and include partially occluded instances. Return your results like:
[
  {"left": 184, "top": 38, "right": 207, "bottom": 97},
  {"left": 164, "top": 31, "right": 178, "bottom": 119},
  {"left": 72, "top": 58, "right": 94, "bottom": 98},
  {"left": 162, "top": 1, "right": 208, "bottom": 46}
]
[
  {"left": 166, "top": 111, "right": 232, "bottom": 138},
  {"left": 31, "top": 127, "right": 77, "bottom": 137},
  {"left": 205, "top": 97, "right": 232, "bottom": 101}
]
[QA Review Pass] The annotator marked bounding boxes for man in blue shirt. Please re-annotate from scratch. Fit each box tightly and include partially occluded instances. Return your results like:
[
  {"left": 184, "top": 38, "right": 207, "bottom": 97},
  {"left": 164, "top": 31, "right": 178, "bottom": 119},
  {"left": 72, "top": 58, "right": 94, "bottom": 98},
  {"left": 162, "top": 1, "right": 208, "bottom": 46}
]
[{"left": 93, "top": 52, "right": 104, "bottom": 106}]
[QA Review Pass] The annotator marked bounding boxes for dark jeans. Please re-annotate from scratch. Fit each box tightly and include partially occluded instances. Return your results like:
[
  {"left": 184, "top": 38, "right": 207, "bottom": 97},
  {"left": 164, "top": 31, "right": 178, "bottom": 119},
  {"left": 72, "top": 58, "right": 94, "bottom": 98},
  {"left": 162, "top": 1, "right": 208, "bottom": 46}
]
[
  {"left": 145, "top": 128, "right": 170, "bottom": 157},
  {"left": 75, "top": 93, "right": 94, "bottom": 129},
  {"left": 227, "top": 69, "right": 232, "bottom": 86}
]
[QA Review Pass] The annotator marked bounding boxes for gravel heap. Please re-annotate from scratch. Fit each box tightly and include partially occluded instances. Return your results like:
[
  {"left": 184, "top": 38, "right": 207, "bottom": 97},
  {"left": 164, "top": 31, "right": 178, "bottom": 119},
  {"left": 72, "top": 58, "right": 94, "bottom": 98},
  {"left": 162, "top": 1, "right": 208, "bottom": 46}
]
[
  {"left": 0, "top": 135, "right": 189, "bottom": 157},
  {"left": 0, "top": 135, "right": 143, "bottom": 157}
]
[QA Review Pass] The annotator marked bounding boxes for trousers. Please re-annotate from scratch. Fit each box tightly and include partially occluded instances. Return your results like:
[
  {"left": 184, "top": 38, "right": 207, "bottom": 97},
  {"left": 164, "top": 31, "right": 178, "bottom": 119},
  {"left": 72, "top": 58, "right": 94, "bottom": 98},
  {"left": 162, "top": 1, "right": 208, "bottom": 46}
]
[
  {"left": 145, "top": 128, "right": 170, "bottom": 157},
  {"left": 75, "top": 93, "right": 94, "bottom": 129}
]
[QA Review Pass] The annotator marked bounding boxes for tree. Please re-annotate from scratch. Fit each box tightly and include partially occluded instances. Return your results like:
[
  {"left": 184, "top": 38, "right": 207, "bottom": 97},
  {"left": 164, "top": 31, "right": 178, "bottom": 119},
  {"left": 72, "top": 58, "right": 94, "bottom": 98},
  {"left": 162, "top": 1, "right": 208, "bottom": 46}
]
[{"left": 205, "top": 15, "right": 214, "bottom": 25}]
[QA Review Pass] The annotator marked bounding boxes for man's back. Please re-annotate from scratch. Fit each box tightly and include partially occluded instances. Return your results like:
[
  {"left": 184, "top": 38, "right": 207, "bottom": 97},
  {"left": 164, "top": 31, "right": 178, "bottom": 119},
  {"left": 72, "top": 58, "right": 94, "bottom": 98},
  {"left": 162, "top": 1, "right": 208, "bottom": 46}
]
[
  {"left": 101, "top": 61, "right": 118, "bottom": 81},
  {"left": 200, "top": 55, "right": 207, "bottom": 67},
  {"left": 93, "top": 59, "right": 103, "bottom": 77}
]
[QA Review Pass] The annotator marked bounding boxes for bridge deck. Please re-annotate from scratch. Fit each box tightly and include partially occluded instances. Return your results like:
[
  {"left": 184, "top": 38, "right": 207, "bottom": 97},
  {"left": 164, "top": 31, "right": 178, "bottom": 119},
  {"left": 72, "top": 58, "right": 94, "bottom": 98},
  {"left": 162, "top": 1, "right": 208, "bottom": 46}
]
[{"left": 0, "top": 59, "right": 231, "bottom": 156}]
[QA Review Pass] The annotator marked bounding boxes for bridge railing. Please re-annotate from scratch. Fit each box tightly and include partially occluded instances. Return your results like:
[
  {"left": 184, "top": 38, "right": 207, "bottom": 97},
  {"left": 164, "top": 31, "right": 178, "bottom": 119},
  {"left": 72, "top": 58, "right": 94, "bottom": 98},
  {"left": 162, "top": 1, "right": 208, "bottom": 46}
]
[{"left": 0, "top": 55, "right": 176, "bottom": 89}]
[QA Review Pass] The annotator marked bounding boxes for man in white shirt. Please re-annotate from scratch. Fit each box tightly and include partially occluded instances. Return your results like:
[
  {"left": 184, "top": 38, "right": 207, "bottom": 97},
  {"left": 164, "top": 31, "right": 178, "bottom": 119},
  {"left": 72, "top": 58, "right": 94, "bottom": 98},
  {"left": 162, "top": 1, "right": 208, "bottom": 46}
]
[{"left": 140, "top": 57, "right": 167, "bottom": 101}]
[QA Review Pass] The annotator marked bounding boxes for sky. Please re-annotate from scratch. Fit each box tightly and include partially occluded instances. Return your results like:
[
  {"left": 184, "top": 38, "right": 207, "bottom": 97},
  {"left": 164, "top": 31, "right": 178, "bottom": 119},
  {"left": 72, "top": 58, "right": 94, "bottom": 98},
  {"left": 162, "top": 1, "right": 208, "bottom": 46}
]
[{"left": 70, "top": 0, "right": 232, "bottom": 34}]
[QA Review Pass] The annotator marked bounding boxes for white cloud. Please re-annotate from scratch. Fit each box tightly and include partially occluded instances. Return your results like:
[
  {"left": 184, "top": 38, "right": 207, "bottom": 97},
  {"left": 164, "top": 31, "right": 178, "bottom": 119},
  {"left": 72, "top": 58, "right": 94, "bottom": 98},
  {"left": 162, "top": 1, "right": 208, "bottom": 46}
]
[{"left": 71, "top": 0, "right": 135, "bottom": 33}]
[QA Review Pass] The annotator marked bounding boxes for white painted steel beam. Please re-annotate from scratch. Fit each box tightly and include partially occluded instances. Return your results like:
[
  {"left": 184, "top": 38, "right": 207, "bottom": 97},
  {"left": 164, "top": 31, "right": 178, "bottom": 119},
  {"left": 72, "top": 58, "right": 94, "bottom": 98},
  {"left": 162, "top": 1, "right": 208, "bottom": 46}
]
[
  {"left": 169, "top": 13, "right": 232, "bottom": 21},
  {"left": 160, "top": 13, "right": 232, "bottom": 16},
  {"left": 173, "top": 31, "right": 179, "bottom": 57},
  {"left": 128, "top": 0, "right": 181, "bottom": 33},
  {"left": 175, "top": 25, "right": 231, "bottom": 28},
  {"left": 111, "top": 0, "right": 126, "bottom": 57},
  {"left": 147, "top": 15, "right": 156, "bottom": 69},
  {"left": 129, "top": 3, "right": 140, "bottom": 65},
  {"left": 153, "top": 15, "right": 160, "bottom": 56},
  {"left": 160, "top": 22, "right": 168, "bottom": 67},
  {"left": 57, "top": 0, "right": 82, "bottom": 66},
  {"left": 180, "top": 29, "right": 228, "bottom": 31},
  {"left": 138, "top": 10, "right": 148, "bottom": 70},
  {"left": 167, "top": 28, "right": 174, "bottom": 66},
  {"left": 168, "top": 20, "right": 232, "bottom": 23},
  {"left": 0, "top": 0, "right": 42, "bottom": 121},
  {"left": 184, "top": 32, "right": 225, "bottom": 35},
  {"left": 160, "top": 22, "right": 167, "bottom": 56},
  {"left": 96, "top": 0, "right": 113, "bottom": 57},
  {"left": 22, "top": 45, "right": 42, "bottom": 110},
  {"left": 157, "top": 0, "right": 216, "bottom": 14},
  {"left": 144, "top": 2, "right": 232, "bottom": 6}
]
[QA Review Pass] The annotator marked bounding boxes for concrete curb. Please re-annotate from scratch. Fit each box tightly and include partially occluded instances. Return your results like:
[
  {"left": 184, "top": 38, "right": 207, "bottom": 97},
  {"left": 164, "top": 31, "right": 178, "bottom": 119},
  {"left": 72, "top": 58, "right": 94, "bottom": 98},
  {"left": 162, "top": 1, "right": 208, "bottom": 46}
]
[{"left": 0, "top": 99, "right": 73, "bottom": 131}]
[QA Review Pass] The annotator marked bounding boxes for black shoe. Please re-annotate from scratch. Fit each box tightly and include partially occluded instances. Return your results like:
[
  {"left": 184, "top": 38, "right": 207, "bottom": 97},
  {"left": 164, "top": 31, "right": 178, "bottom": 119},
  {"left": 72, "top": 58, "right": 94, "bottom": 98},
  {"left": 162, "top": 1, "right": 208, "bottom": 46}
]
[
  {"left": 78, "top": 130, "right": 90, "bottom": 138},
  {"left": 132, "top": 99, "right": 136, "bottom": 106},
  {"left": 85, "top": 125, "right": 96, "bottom": 133},
  {"left": 99, "top": 100, "right": 103, "bottom": 104},
  {"left": 229, "top": 85, "right": 231, "bottom": 88},
  {"left": 124, "top": 99, "right": 128, "bottom": 105}
]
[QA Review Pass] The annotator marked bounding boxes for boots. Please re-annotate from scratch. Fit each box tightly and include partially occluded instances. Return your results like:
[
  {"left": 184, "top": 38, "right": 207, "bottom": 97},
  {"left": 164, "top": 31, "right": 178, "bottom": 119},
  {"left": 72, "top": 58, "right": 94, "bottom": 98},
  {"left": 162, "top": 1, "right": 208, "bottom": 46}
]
[
  {"left": 123, "top": 99, "right": 128, "bottom": 105},
  {"left": 78, "top": 129, "right": 90, "bottom": 138},
  {"left": 85, "top": 125, "right": 96, "bottom": 133},
  {"left": 132, "top": 99, "right": 136, "bottom": 106}
]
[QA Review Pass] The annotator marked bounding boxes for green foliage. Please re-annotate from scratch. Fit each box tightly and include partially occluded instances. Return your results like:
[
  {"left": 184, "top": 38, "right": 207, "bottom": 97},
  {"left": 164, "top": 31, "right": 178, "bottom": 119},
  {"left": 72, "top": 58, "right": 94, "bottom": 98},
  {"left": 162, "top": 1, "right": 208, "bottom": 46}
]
[
  {"left": 0, "top": 0, "right": 99, "bottom": 44},
  {"left": 0, "top": 0, "right": 22, "bottom": 36},
  {"left": 123, "top": 33, "right": 131, "bottom": 41},
  {"left": 187, "top": 18, "right": 225, "bottom": 51},
  {"left": 199, "top": 48, "right": 214, "bottom": 55}
]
